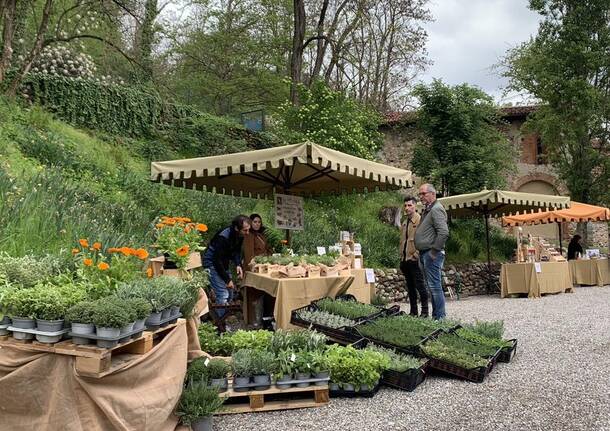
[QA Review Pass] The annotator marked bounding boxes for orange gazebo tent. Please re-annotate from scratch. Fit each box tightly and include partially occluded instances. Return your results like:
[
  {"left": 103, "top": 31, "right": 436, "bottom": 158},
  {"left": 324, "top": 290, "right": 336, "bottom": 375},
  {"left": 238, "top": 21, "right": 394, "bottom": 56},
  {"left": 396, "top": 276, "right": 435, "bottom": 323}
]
[{"left": 502, "top": 202, "right": 610, "bottom": 226}]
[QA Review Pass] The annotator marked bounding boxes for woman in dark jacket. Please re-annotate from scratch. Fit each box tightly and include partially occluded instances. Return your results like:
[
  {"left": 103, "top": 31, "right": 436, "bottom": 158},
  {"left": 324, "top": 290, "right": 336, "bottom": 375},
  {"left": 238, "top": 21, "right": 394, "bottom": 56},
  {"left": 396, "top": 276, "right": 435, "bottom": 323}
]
[
  {"left": 242, "top": 213, "right": 272, "bottom": 269},
  {"left": 567, "top": 234, "right": 583, "bottom": 260}
]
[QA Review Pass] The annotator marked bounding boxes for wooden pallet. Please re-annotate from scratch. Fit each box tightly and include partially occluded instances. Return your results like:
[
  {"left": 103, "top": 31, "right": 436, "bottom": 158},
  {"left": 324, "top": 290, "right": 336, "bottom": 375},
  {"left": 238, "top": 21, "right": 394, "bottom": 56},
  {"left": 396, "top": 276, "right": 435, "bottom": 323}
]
[
  {"left": 0, "top": 319, "right": 185, "bottom": 378},
  {"left": 217, "top": 382, "right": 329, "bottom": 415}
]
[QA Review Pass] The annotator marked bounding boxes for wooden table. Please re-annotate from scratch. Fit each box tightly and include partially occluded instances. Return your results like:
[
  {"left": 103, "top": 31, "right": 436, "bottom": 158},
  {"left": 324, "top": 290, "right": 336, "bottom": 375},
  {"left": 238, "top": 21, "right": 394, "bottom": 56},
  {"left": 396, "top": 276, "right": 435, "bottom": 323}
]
[
  {"left": 569, "top": 259, "right": 610, "bottom": 287},
  {"left": 501, "top": 261, "right": 573, "bottom": 298},
  {"left": 242, "top": 269, "right": 373, "bottom": 329}
]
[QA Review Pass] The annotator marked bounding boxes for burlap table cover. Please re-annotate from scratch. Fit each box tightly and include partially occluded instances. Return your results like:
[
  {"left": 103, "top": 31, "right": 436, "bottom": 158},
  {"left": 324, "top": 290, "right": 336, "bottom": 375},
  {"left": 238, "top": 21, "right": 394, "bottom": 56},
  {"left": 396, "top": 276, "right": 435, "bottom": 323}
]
[
  {"left": 242, "top": 269, "right": 372, "bottom": 329},
  {"left": 569, "top": 259, "right": 610, "bottom": 287},
  {"left": 501, "top": 261, "right": 573, "bottom": 298},
  {"left": 0, "top": 323, "right": 189, "bottom": 431}
]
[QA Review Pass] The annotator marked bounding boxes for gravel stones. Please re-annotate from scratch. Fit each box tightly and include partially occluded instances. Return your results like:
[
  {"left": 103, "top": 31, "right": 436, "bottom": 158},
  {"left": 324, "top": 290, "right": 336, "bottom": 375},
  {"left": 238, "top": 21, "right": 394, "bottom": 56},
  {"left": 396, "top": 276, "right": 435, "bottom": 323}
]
[{"left": 215, "top": 286, "right": 610, "bottom": 431}]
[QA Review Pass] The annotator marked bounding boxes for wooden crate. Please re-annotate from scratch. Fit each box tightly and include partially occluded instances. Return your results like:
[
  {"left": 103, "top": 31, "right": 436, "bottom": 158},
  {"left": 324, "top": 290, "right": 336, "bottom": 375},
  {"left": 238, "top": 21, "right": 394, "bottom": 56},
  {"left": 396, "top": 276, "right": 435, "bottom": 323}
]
[
  {"left": 0, "top": 319, "right": 185, "bottom": 378},
  {"left": 217, "top": 382, "right": 329, "bottom": 415}
]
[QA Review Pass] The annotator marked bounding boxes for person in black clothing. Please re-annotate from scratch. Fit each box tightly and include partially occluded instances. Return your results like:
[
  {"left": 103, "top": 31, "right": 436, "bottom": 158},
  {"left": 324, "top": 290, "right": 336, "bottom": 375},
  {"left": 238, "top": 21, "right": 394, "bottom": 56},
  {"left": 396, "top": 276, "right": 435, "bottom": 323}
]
[
  {"left": 203, "top": 215, "right": 251, "bottom": 316},
  {"left": 567, "top": 234, "right": 583, "bottom": 260}
]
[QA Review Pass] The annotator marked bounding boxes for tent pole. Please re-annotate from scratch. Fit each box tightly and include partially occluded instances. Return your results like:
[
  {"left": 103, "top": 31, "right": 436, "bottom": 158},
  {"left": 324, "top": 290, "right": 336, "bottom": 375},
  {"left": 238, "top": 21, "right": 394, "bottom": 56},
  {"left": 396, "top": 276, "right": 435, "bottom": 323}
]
[
  {"left": 558, "top": 222, "right": 563, "bottom": 256},
  {"left": 485, "top": 212, "right": 492, "bottom": 293}
]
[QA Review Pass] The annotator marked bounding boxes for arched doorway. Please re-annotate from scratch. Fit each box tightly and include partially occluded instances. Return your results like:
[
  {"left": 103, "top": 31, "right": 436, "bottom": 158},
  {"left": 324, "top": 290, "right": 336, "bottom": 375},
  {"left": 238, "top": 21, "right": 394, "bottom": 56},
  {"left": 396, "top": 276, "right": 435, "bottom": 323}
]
[{"left": 517, "top": 180, "right": 560, "bottom": 240}]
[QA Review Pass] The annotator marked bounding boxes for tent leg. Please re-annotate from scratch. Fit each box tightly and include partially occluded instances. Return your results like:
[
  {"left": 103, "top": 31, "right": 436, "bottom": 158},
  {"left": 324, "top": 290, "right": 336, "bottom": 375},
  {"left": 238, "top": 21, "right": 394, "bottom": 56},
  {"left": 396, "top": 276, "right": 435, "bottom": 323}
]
[
  {"left": 485, "top": 213, "right": 492, "bottom": 293},
  {"left": 558, "top": 222, "right": 563, "bottom": 256}
]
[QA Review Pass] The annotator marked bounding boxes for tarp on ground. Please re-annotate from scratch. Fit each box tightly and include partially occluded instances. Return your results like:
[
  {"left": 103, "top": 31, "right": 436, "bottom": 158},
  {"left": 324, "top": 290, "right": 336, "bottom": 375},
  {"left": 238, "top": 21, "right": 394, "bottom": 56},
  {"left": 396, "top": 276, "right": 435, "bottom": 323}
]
[{"left": 150, "top": 142, "right": 412, "bottom": 198}]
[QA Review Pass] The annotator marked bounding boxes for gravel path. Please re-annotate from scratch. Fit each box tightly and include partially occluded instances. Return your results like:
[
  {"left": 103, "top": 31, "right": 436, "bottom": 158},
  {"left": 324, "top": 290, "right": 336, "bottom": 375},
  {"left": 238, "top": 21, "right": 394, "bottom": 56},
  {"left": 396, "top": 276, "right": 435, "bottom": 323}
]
[{"left": 215, "top": 286, "right": 610, "bottom": 431}]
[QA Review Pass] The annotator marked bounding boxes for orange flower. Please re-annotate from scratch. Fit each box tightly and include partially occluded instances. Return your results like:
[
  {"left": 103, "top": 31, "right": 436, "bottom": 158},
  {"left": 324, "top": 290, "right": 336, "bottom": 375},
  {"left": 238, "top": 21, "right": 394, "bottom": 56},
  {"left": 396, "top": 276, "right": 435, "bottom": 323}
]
[
  {"left": 120, "top": 247, "right": 132, "bottom": 256},
  {"left": 146, "top": 267, "right": 153, "bottom": 278},
  {"left": 184, "top": 226, "right": 191, "bottom": 233},
  {"left": 79, "top": 238, "right": 89, "bottom": 248},
  {"left": 97, "top": 262, "right": 110, "bottom": 271},
  {"left": 83, "top": 258, "right": 93, "bottom": 267},
  {"left": 196, "top": 223, "right": 208, "bottom": 232},
  {"left": 155, "top": 223, "right": 165, "bottom": 229},
  {"left": 71, "top": 248, "right": 79, "bottom": 255},
  {"left": 135, "top": 248, "right": 149, "bottom": 260},
  {"left": 280, "top": 239, "right": 288, "bottom": 245},
  {"left": 92, "top": 242, "right": 102, "bottom": 250},
  {"left": 176, "top": 245, "right": 190, "bottom": 257},
  {"left": 107, "top": 247, "right": 119, "bottom": 253}
]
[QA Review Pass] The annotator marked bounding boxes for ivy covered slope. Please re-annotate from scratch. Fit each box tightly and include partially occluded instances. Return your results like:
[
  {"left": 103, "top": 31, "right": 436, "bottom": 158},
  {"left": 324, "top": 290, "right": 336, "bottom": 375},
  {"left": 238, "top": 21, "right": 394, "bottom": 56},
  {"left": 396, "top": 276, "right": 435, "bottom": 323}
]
[{"left": 0, "top": 98, "right": 403, "bottom": 267}]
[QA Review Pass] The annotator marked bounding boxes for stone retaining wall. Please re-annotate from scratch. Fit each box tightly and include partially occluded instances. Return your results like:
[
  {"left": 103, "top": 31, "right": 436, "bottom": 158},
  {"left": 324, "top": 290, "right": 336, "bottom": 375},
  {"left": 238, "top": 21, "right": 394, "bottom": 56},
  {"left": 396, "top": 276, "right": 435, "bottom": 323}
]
[{"left": 374, "top": 262, "right": 502, "bottom": 303}]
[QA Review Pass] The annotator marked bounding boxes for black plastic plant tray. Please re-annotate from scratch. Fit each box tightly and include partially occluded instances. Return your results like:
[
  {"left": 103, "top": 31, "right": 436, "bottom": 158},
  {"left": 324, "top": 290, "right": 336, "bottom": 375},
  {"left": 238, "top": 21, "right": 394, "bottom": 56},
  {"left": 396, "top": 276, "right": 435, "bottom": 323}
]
[
  {"left": 498, "top": 339, "right": 518, "bottom": 363},
  {"left": 311, "top": 296, "right": 395, "bottom": 324},
  {"left": 381, "top": 363, "right": 428, "bottom": 392},
  {"left": 440, "top": 328, "right": 503, "bottom": 368},
  {"left": 329, "top": 381, "right": 380, "bottom": 398},
  {"left": 290, "top": 305, "right": 361, "bottom": 345},
  {"left": 351, "top": 326, "right": 442, "bottom": 358}
]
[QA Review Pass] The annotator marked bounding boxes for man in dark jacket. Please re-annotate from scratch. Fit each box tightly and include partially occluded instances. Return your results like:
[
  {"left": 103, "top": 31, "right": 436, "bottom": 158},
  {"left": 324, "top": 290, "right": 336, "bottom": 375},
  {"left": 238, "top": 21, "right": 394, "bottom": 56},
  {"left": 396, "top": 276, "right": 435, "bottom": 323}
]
[
  {"left": 414, "top": 184, "right": 449, "bottom": 320},
  {"left": 203, "top": 215, "right": 251, "bottom": 316}
]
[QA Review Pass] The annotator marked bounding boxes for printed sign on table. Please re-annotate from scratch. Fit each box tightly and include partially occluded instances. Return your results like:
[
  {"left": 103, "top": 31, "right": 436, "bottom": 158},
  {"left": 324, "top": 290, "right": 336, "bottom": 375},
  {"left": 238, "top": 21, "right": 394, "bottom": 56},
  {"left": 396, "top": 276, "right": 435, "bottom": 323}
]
[{"left": 274, "top": 193, "right": 304, "bottom": 230}]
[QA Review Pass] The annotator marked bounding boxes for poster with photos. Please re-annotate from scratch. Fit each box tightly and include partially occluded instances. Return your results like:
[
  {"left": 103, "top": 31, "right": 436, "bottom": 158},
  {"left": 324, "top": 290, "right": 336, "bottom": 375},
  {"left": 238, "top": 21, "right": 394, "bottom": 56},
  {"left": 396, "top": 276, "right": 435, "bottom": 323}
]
[{"left": 274, "top": 193, "right": 304, "bottom": 230}]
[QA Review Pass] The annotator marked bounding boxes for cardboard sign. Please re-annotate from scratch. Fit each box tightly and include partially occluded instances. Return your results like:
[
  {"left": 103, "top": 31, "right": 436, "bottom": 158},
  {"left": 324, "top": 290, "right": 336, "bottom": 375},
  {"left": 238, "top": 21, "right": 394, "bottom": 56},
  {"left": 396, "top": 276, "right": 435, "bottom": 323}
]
[
  {"left": 534, "top": 262, "right": 542, "bottom": 273},
  {"left": 274, "top": 193, "right": 304, "bottom": 230},
  {"left": 353, "top": 258, "right": 362, "bottom": 269},
  {"left": 353, "top": 243, "right": 362, "bottom": 255},
  {"left": 365, "top": 268, "right": 376, "bottom": 283},
  {"left": 317, "top": 247, "right": 326, "bottom": 255}
]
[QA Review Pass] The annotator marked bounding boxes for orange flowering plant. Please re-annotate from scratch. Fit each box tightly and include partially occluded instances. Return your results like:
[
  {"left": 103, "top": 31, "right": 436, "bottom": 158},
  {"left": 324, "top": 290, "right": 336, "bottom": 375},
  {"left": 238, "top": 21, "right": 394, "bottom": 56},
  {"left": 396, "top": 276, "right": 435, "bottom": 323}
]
[
  {"left": 72, "top": 239, "right": 151, "bottom": 299},
  {"left": 153, "top": 216, "right": 207, "bottom": 268}
]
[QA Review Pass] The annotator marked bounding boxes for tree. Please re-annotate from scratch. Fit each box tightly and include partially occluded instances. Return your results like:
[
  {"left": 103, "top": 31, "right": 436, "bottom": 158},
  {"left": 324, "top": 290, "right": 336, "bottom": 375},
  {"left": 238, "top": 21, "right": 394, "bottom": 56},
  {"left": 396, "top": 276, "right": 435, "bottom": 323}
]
[
  {"left": 411, "top": 80, "right": 516, "bottom": 196},
  {"left": 503, "top": 0, "right": 610, "bottom": 209},
  {"left": 276, "top": 80, "right": 382, "bottom": 159}
]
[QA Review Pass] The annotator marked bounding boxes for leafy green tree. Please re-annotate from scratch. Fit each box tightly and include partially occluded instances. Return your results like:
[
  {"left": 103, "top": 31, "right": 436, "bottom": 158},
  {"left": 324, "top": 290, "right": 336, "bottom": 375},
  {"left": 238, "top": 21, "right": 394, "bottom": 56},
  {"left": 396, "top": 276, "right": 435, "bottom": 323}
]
[
  {"left": 503, "top": 0, "right": 610, "bottom": 207},
  {"left": 411, "top": 79, "right": 515, "bottom": 196},
  {"left": 275, "top": 80, "right": 383, "bottom": 159}
]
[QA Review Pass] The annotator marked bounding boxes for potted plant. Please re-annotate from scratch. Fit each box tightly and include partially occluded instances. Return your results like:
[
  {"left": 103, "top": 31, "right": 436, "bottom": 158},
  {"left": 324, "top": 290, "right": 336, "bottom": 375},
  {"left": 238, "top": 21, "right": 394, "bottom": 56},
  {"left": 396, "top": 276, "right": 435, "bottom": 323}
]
[
  {"left": 153, "top": 216, "right": 206, "bottom": 269},
  {"left": 310, "top": 350, "right": 330, "bottom": 386},
  {"left": 4, "top": 288, "right": 36, "bottom": 339},
  {"left": 176, "top": 384, "right": 225, "bottom": 431},
  {"left": 251, "top": 350, "right": 275, "bottom": 390},
  {"left": 294, "top": 351, "right": 312, "bottom": 388},
  {"left": 66, "top": 301, "right": 96, "bottom": 345},
  {"left": 92, "top": 299, "right": 131, "bottom": 348},
  {"left": 0, "top": 285, "right": 13, "bottom": 330},
  {"left": 207, "top": 359, "right": 231, "bottom": 393},
  {"left": 186, "top": 357, "right": 211, "bottom": 387},
  {"left": 274, "top": 349, "right": 296, "bottom": 389},
  {"left": 231, "top": 349, "right": 254, "bottom": 392},
  {"left": 124, "top": 298, "right": 151, "bottom": 332}
]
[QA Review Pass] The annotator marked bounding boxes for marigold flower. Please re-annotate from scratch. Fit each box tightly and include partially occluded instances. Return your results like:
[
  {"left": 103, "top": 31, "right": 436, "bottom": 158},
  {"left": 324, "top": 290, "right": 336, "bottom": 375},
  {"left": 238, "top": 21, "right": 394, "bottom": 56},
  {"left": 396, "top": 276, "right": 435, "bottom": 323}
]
[
  {"left": 120, "top": 247, "right": 132, "bottom": 256},
  {"left": 184, "top": 226, "right": 191, "bottom": 233},
  {"left": 135, "top": 248, "right": 149, "bottom": 260},
  {"left": 146, "top": 267, "right": 153, "bottom": 278},
  {"left": 83, "top": 258, "right": 93, "bottom": 266},
  {"left": 155, "top": 223, "right": 165, "bottom": 229},
  {"left": 71, "top": 248, "right": 79, "bottom": 255},
  {"left": 107, "top": 247, "right": 119, "bottom": 253},
  {"left": 176, "top": 245, "right": 190, "bottom": 257},
  {"left": 79, "top": 238, "right": 89, "bottom": 248},
  {"left": 92, "top": 242, "right": 102, "bottom": 250},
  {"left": 196, "top": 223, "right": 208, "bottom": 232},
  {"left": 97, "top": 262, "right": 109, "bottom": 271}
]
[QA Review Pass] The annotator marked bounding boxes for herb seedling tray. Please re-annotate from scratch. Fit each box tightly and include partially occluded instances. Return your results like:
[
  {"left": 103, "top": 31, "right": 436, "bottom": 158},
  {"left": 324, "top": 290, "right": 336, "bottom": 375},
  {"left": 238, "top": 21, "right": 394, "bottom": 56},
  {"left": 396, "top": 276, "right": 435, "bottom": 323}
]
[
  {"left": 329, "top": 381, "right": 380, "bottom": 398},
  {"left": 381, "top": 363, "right": 428, "bottom": 392},
  {"left": 442, "top": 328, "right": 503, "bottom": 368},
  {"left": 290, "top": 304, "right": 361, "bottom": 345},
  {"left": 498, "top": 339, "right": 518, "bottom": 363},
  {"left": 311, "top": 296, "right": 399, "bottom": 324},
  {"left": 352, "top": 326, "right": 442, "bottom": 357},
  {"left": 420, "top": 331, "right": 497, "bottom": 383}
]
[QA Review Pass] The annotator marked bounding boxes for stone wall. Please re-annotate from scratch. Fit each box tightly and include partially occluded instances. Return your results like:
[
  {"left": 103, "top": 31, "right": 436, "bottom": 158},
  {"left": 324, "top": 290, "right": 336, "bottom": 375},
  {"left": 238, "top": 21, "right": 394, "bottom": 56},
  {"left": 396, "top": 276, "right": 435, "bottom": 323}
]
[{"left": 374, "top": 262, "right": 502, "bottom": 303}]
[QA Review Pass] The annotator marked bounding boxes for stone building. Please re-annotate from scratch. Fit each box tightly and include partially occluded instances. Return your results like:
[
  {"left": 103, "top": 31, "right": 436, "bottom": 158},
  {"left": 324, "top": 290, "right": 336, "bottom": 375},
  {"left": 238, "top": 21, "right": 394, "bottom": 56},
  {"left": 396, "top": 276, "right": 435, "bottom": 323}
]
[{"left": 379, "top": 105, "right": 608, "bottom": 248}]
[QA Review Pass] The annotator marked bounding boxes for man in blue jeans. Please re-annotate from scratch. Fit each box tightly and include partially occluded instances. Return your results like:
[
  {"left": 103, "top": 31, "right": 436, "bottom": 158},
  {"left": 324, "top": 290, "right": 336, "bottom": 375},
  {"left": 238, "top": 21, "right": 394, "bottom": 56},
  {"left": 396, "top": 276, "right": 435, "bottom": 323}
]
[
  {"left": 414, "top": 184, "right": 449, "bottom": 320},
  {"left": 203, "top": 215, "right": 251, "bottom": 317}
]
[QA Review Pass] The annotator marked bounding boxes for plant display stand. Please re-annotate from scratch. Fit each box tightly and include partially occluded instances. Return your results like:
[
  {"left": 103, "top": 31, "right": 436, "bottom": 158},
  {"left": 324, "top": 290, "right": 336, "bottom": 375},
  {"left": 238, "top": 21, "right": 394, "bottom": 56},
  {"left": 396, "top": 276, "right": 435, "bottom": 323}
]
[
  {"left": 217, "top": 380, "right": 330, "bottom": 414},
  {"left": 0, "top": 319, "right": 185, "bottom": 378}
]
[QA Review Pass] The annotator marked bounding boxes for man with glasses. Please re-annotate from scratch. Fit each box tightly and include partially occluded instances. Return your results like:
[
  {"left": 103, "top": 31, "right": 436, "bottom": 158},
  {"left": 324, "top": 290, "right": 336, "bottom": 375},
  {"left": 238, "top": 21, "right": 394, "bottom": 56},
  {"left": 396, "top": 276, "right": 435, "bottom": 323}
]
[
  {"left": 399, "top": 196, "right": 429, "bottom": 317},
  {"left": 414, "top": 184, "right": 449, "bottom": 319}
]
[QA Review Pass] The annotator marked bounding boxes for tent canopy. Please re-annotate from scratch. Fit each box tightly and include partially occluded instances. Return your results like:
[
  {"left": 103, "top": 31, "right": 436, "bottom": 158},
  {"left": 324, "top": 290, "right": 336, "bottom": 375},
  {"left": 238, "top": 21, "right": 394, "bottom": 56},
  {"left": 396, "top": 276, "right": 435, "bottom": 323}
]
[
  {"left": 502, "top": 202, "right": 610, "bottom": 226},
  {"left": 438, "top": 189, "right": 571, "bottom": 218},
  {"left": 150, "top": 142, "right": 412, "bottom": 198}
]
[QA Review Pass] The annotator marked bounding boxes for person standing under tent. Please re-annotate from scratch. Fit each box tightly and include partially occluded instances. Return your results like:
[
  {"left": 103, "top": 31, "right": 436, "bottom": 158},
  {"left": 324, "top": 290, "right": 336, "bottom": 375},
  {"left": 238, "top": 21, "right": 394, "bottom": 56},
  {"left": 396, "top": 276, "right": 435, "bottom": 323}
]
[
  {"left": 414, "top": 184, "right": 449, "bottom": 320},
  {"left": 203, "top": 215, "right": 251, "bottom": 316}
]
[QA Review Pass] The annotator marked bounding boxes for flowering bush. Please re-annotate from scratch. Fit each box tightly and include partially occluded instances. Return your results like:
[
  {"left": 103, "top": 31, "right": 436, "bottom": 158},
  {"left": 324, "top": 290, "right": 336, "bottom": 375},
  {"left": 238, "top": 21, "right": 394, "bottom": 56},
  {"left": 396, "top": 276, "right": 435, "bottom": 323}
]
[
  {"left": 154, "top": 216, "right": 207, "bottom": 269},
  {"left": 72, "top": 239, "right": 150, "bottom": 299}
]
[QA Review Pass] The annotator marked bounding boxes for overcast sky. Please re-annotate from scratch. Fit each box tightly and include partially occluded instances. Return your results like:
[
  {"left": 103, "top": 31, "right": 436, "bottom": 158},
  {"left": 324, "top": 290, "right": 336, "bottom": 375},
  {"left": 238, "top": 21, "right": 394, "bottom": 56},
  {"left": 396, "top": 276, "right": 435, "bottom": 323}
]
[{"left": 419, "top": 0, "right": 541, "bottom": 104}]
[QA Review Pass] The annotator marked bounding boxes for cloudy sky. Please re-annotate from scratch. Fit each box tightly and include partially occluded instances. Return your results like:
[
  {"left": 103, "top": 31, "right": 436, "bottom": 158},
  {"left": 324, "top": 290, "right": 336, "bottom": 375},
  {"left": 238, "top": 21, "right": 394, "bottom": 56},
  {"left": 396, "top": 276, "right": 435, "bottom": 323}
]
[{"left": 419, "top": 0, "right": 541, "bottom": 104}]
